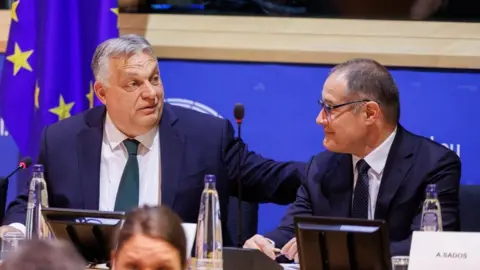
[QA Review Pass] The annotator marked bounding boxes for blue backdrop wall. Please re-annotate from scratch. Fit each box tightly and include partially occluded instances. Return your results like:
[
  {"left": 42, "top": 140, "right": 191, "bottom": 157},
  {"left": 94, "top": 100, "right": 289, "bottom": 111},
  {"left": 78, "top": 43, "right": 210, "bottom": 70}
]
[{"left": 0, "top": 55, "right": 477, "bottom": 234}]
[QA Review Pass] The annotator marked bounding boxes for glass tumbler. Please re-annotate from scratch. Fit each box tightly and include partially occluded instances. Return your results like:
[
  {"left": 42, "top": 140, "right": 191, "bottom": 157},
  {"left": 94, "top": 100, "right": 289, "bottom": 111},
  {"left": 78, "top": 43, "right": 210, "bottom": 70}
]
[
  {"left": 391, "top": 256, "right": 409, "bottom": 270},
  {"left": 1, "top": 231, "right": 25, "bottom": 261}
]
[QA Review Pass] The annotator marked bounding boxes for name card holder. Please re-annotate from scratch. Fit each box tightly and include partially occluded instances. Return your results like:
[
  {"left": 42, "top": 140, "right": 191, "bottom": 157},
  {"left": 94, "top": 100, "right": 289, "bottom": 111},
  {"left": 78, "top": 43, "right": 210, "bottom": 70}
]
[{"left": 409, "top": 231, "right": 480, "bottom": 270}]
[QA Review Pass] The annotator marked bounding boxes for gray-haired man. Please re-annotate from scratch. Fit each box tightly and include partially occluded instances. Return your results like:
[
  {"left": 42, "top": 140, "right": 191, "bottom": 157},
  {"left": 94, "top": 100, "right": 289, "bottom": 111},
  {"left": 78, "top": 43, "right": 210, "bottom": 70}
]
[{"left": 1, "top": 34, "right": 305, "bottom": 246}]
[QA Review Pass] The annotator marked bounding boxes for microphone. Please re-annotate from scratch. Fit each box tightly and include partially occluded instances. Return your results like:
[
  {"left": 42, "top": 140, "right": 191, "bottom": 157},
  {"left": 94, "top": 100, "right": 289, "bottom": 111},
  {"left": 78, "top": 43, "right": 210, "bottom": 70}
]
[
  {"left": 1, "top": 156, "right": 32, "bottom": 187},
  {"left": 234, "top": 103, "right": 244, "bottom": 125},
  {"left": 233, "top": 103, "right": 245, "bottom": 247}
]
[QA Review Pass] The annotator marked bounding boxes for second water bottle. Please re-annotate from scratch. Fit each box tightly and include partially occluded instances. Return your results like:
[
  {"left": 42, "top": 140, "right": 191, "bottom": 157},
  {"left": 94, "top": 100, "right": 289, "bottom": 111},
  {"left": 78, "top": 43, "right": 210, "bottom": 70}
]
[
  {"left": 420, "top": 184, "right": 443, "bottom": 231},
  {"left": 195, "top": 174, "right": 223, "bottom": 270}
]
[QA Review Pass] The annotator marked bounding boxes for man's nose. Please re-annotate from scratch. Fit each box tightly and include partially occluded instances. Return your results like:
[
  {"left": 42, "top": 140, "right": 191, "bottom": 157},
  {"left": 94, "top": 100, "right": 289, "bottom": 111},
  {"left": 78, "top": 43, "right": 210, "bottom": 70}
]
[
  {"left": 316, "top": 110, "right": 328, "bottom": 126},
  {"left": 141, "top": 82, "right": 157, "bottom": 99}
]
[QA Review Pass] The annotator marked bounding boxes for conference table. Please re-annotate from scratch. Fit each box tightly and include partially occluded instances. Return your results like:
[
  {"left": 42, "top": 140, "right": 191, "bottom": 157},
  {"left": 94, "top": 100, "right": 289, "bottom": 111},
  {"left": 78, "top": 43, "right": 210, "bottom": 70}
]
[{"left": 86, "top": 259, "right": 299, "bottom": 269}]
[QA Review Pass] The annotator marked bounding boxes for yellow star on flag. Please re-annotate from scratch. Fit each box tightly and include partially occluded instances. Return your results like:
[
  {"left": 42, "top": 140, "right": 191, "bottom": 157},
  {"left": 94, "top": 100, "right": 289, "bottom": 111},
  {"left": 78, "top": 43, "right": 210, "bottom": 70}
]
[
  {"left": 110, "top": 7, "right": 119, "bottom": 28},
  {"left": 86, "top": 81, "right": 94, "bottom": 108},
  {"left": 110, "top": 7, "right": 119, "bottom": 15},
  {"left": 6, "top": 43, "right": 33, "bottom": 76},
  {"left": 34, "top": 81, "right": 40, "bottom": 109},
  {"left": 49, "top": 95, "right": 75, "bottom": 121},
  {"left": 11, "top": 0, "right": 19, "bottom": 22}
]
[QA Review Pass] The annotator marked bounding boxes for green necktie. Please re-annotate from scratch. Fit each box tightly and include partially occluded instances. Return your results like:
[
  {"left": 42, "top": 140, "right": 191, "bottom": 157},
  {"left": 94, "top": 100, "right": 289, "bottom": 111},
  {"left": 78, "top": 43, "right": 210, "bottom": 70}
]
[{"left": 114, "top": 139, "right": 140, "bottom": 212}]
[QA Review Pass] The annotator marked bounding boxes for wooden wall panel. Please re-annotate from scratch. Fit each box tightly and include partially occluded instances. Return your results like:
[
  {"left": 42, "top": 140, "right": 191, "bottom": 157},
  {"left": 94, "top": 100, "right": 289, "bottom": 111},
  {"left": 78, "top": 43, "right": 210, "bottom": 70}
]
[{"left": 1, "top": 10, "right": 479, "bottom": 69}]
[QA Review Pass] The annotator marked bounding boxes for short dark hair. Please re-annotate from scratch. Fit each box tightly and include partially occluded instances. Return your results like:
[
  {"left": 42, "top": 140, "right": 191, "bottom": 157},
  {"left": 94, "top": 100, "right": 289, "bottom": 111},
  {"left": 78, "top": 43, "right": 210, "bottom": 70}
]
[
  {"left": 113, "top": 205, "right": 187, "bottom": 268},
  {"left": 330, "top": 58, "right": 400, "bottom": 124},
  {"left": 1, "top": 239, "right": 85, "bottom": 270}
]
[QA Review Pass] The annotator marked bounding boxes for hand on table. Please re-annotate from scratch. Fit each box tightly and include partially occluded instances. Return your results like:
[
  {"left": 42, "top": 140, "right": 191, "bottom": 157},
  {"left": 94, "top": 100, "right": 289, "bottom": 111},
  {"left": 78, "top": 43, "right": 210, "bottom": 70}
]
[
  {"left": 280, "top": 237, "right": 299, "bottom": 263},
  {"left": 243, "top": 234, "right": 276, "bottom": 260},
  {"left": 244, "top": 235, "right": 299, "bottom": 263}
]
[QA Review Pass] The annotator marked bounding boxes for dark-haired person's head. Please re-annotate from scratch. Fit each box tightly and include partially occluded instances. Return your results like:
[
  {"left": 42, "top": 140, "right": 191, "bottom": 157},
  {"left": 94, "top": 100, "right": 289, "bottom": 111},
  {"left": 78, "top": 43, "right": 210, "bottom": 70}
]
[
  {"left": 112, "top": 205, "right": 187, "bottom": 270},
  {"left": 0, "top": 239, "right": 85, "bottom": 270},
  {"left": 316, "top": 58, "right": 400, "bottom": 157}
]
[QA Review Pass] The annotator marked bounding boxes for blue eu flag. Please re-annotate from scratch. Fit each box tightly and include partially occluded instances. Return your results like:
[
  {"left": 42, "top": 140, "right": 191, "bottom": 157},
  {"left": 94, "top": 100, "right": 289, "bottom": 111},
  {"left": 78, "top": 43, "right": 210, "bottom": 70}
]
[{"left": 0, "top": 0, "right": 118, "bottom": 159}]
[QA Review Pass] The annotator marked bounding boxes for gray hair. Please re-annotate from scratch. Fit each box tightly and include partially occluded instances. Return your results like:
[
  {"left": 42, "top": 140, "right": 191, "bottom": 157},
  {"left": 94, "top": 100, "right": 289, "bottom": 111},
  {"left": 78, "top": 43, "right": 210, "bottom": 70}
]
[
  {"left": 1, "top": 239, "right": 85, "bottom": 270},
  {"left": 330, "top": 58, "right": 400, "bottom": 124},
  {"left": 91, "top": 34, "right": 156, "bottom": 85}
]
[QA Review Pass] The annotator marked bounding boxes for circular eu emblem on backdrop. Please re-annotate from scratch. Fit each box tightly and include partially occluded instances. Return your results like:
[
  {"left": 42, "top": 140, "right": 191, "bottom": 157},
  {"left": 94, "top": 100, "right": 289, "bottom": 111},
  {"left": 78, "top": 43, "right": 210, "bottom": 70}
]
[{"left": 165, "top": 98, "right": 224, "bottom": 119}]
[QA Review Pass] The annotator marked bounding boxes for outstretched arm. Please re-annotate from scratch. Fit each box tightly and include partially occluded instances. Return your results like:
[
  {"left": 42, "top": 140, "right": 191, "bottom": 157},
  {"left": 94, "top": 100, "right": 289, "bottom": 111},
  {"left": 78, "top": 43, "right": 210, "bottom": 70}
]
[{"left": 222, "top": 119, "right": 306, "bottom": 204}]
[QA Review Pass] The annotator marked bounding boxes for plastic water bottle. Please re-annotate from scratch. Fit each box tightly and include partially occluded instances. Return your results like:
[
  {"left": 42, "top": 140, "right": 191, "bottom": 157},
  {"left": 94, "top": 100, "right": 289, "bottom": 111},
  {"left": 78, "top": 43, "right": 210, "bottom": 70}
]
[
  {"left": 195, "top": 174, "right": 223, "bottom": 270},
  {"left": 420, "top": 184, "right": 443, "bottom": 231},
  {"left": 25, "top": 164, "right": 49, "bottom": 239}
]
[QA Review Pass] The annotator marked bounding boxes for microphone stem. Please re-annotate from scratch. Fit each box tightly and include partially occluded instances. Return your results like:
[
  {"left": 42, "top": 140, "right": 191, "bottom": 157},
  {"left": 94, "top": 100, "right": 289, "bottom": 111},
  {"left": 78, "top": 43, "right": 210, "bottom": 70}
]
[
  {"left": 1, "top": 166, "right": 21, "bottom": 188},
  {"left": 237, "top": 122, "right": 243, "bottom": 247},
  {"left": 5, "top": 167, "right": 20, "bottom": 180}
]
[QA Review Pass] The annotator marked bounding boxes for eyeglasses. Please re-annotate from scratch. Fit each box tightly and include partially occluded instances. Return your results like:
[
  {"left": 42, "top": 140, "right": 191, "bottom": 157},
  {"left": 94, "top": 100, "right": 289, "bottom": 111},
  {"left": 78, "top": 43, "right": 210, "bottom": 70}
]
[{"left": 318, "top": 99, "right": 371, "bottom": 120}]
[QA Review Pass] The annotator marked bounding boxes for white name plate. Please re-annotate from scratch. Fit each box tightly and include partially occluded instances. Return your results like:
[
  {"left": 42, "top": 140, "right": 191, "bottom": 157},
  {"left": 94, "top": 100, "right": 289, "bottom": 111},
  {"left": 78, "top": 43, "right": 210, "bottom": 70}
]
[{"left": 409, "top": 231, "right": 480, "bottom": 270}]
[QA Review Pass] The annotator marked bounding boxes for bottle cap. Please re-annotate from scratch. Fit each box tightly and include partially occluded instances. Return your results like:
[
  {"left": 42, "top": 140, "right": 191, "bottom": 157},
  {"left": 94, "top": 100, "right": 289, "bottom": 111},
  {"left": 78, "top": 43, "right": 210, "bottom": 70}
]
[
  {"left": 426, "top": 184, "right": 437, "bottom": 193},
  {"left": 32, "top": 164, "right": 44, "bottom": 173},
  {"left": 204, "top": 174, "right": 216, "bottom": 183}
]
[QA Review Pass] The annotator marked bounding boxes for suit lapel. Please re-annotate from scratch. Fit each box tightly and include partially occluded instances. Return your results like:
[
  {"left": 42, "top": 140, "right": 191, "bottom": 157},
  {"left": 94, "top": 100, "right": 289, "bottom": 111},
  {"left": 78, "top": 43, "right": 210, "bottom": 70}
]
[
  {"left": 329, "top": 154, "right": 354, "bottom": 217},
  {"left": 77, "top": 106, "right": 105, "bottom": 210},
  {"left": 374, "top": 126, "right": 415, "bottom": 220},
  {"left": 160, "top": 104, "right": 185, "bottom": 209}
]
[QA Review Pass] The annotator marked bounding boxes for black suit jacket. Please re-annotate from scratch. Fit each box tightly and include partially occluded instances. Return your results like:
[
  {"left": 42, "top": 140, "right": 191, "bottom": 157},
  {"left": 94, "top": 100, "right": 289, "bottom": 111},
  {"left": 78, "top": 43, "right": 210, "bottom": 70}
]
[
  {"left": 4, "top": 104, "right": 305, "bottom": 246},
  {"left": 265, "top": 125, "right": 461, "bottom": 256}
]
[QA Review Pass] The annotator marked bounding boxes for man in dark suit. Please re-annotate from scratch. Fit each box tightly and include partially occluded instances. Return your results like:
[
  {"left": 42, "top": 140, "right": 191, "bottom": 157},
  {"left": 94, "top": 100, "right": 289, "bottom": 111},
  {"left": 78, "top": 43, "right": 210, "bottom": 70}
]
[
  {"left": 244, "top": 58, "right": 461, "bottom": 258},
  {"left": 0, "top": 34, "right": 305, "bottom": 246}
]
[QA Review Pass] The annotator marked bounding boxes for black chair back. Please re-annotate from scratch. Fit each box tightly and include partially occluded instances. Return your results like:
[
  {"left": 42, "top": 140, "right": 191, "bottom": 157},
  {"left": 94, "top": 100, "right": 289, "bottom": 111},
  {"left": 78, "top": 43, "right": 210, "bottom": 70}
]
[
  {"left": 227, "top": 197, "right": 259, "bottom": 247},
  {"left": 0, "top": 177, "right": 8, "bottom": 225},
  {"left": 459, "top": 184, "right": 480, "bottom": 232}
]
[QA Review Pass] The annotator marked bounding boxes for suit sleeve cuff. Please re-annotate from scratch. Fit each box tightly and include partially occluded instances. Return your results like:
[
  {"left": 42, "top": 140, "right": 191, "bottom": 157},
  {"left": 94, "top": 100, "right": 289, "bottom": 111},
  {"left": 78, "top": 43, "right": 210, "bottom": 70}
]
[{"left": 265, "top": 237, "right": 276, "bottom": 247}]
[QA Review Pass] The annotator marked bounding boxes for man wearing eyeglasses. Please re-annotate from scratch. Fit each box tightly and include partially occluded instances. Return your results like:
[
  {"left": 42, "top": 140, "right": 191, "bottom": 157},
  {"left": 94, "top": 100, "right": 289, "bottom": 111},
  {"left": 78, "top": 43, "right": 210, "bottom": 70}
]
[{"left": 244, "top": 58, "right": 461, "bottom": 260}]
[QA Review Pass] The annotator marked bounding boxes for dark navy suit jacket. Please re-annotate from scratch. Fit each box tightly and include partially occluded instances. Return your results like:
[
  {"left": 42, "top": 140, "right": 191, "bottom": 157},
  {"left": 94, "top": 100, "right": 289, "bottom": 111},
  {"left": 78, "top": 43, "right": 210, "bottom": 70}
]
[
  {"left": 265, "top": 126, "right": 461, "bottom": 256},
  {"left": 4, "top": 104, "right": 305, "bottom": 246}
]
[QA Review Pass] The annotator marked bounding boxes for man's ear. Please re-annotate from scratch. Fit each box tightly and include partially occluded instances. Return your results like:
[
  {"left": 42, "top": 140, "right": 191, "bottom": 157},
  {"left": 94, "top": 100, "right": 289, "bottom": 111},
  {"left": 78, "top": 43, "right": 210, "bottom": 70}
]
[
  {"left": 94, "top": 81, "right": 107, "bottom": 105},
  {"left": 364, "top": 101, "right": 380, "bottom": 125}
]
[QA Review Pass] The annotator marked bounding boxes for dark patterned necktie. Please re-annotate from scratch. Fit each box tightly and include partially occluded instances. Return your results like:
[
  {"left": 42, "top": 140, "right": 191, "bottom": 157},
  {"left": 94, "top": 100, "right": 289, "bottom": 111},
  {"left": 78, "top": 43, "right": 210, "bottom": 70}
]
[
  {"left": 114, "top": 139, "right": 140, "bottom": 212},
  {"left": 351, "top": 159, "right": 370, "bottom": 219}
]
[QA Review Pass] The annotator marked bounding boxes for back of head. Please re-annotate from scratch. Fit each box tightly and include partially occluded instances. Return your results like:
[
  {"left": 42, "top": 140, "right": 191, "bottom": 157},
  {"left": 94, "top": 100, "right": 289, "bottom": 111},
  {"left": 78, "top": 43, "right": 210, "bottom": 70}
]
[
  {"left": 330, "top": 58, "right": 400, "bottom": 125},
  {"left": 1, "top": 239, "right": 85, "bottom": 270}
]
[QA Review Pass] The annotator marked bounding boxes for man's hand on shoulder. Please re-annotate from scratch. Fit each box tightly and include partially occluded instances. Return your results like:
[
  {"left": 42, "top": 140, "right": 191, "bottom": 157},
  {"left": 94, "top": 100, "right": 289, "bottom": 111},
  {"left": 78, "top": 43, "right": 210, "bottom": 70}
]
[
  {"left": 0, "top": 225, "right": 22, "bottom": 238},
  {"left": 243, "top": 234, "right": 276, "bottom": 260}
]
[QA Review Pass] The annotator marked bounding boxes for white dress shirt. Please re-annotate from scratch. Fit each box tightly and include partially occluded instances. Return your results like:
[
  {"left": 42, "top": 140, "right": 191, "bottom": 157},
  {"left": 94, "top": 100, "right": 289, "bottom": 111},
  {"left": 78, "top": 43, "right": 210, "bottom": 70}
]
[
  {"left": 351, "top": 127, "right": 397, "bottom": 220},
  {"left": 264, "top": 127, "right": 398, "bottom": 248},
  {"left": 99, "top": 113, "right": 161, "bottom": 211},
  {"left": 10, "top": 114, "right": 162, "bottom": 234}
]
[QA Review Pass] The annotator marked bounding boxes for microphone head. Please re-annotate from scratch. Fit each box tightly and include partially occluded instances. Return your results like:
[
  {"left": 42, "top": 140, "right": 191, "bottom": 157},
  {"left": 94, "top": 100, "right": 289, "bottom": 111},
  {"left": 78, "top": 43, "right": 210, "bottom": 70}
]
[
  {"left": 233, "top": 103, "right": 245, "bottom": 121},
  {"left": 19, "top": 156, "right": 32, "bottom": 169}
]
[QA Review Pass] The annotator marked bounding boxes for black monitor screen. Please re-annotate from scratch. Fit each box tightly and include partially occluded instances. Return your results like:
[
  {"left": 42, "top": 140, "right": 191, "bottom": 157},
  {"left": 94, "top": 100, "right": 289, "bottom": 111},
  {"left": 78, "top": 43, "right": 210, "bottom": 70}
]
[{"left": 295, "top": 216, "right": 391, "bottom": 270}]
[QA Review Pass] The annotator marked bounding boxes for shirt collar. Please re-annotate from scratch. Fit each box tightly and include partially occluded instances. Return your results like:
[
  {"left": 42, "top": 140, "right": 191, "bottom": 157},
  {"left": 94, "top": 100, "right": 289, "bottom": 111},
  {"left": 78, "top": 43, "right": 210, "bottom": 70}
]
[
  {"left": 104, "top": 113, "right": 158, "bottom": 151},
  {"left": 352, "top": 126, "right": 397, "bottom": 175}
]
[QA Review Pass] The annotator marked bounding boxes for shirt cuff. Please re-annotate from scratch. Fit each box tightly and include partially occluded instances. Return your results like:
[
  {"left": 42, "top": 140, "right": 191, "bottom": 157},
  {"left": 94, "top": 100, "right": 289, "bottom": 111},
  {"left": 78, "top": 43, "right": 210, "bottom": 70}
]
[{"left": 8, "top": 223, "right": 26, "bottom": 236}]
